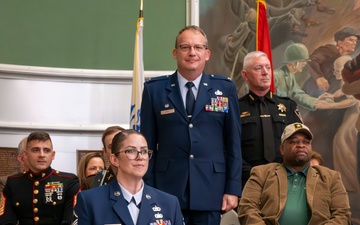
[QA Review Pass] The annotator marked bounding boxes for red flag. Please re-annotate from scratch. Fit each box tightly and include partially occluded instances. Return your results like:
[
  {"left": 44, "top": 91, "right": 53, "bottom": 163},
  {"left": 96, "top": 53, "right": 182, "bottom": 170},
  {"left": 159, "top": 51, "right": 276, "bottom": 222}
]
[{"left": 256, "top": 0, "right": 275, "bottom": 93}]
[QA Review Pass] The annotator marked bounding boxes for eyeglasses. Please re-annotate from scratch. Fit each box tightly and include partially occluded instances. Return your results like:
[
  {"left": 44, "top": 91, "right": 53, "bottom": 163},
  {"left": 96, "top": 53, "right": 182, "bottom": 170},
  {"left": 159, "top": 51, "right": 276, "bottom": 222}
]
[
  {"left": 114, "top": 149, "right": 153, "bottom": 160},
  {"left": 178, "top": 44, "right": 207, "bottom": 52}
]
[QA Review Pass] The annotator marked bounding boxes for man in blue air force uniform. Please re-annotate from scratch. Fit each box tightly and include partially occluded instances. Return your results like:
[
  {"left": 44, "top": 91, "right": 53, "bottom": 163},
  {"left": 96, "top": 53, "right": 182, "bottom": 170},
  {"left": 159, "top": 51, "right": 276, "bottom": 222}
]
[{"left": 141, "top": 25, "right": 242, "bottom": 225}]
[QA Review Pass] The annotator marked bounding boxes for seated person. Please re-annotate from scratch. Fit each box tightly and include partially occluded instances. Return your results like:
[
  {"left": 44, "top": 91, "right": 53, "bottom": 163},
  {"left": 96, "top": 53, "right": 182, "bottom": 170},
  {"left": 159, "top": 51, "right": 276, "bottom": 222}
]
[
  {"left": 238, "top": 123, "right": 351, "bottom": 225},
  {"left": 83, "top": 125, "right": 124, "bottom": 189},
  {"left": 75, "top": 129, "right": 184, "bottom": 225},
  {"left": 0, "top": 131, "right": 79, "bottom": 225},
  {"left": 77, "top": 152, "right": 105, "bottom": 190}
]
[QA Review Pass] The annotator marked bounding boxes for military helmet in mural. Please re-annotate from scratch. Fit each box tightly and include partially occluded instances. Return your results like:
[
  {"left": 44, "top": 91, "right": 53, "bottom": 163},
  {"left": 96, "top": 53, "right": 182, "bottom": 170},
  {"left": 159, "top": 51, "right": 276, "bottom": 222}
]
[{"left": 283, "top": 43, "right": 309, "bottom": 63}]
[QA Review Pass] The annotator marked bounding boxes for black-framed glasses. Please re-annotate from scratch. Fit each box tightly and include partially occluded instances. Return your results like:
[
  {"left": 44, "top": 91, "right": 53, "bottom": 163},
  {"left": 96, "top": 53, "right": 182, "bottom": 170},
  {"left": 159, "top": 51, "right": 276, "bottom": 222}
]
[
  {"left": 178, "top": 44, "right": 207, "bottom": 52},
  {"left": 114, "top": 149, "right": 153, "bottom": 160}
]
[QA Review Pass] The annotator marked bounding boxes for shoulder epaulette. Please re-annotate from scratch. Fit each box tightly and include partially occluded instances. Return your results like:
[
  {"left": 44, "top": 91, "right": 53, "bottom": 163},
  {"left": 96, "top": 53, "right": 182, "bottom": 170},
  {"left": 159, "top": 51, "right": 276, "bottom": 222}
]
[
  {"left": 208, "top": 74, "right": 232, "bottom": 81},
  {"left": 146, "top": 75, "right": 169, "bottom": 83}
]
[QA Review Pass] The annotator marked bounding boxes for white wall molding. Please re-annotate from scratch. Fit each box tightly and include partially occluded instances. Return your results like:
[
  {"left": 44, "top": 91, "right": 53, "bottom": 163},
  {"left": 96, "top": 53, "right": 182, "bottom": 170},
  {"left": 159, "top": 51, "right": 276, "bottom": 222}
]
[
  {"left": 0, "top": 64, "right": 175, "bottom": 173},
  {"left": 0, "top": 64, "right": 174, "bottom": 132},
  {"left": 0, "top": 121, "right": 129, "bottom": 133},
  {"left": 0, "top": 63, "right": 173, "bottom": 84}
]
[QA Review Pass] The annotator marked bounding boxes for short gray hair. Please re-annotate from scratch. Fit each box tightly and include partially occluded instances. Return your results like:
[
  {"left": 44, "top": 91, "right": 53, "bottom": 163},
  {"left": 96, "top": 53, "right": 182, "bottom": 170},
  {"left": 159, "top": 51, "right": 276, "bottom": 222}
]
[
  {"left": 243, "top": 51, "right": 268, "bottom": 70},
  {"left": 17, "top": 137, "right": 27, "bottom": 155}
]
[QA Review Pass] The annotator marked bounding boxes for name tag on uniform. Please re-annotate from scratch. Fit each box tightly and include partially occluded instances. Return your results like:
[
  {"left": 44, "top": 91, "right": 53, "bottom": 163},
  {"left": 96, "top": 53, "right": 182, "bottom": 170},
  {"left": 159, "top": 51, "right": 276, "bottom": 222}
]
[
  {"left": 240, "top": 111, "right": 250, "bottom": 118},
  {"left": 161, "top": 109, "right": 175, "bottom": 115}
]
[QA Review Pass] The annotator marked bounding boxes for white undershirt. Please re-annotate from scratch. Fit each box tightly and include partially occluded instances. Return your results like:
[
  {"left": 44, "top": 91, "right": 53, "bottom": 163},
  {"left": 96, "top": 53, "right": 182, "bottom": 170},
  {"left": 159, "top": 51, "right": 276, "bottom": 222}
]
[{"left": 118, "top": 181, "right": 144, "bottom": 225}]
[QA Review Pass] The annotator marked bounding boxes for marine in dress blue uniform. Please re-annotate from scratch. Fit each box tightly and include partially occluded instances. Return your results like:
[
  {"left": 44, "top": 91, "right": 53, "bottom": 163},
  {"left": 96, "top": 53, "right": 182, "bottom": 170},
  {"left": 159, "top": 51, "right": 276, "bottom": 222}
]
[{"left": 0, "top": 167, "right": 79, "bottom": 225}]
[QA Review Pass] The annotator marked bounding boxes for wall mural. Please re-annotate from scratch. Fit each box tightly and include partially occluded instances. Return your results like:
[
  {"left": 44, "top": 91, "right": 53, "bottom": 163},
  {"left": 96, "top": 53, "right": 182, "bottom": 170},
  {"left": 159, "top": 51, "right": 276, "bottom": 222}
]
[{"left": 200, "top": 0, "right": 360, "bottom": 224}]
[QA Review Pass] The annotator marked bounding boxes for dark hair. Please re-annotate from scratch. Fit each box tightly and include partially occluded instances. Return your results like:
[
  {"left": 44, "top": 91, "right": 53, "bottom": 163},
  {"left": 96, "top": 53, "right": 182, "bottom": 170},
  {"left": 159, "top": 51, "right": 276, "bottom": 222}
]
[
  {"left": 27, "top": 131, "right": 52, "bottom": 149},
  {"left": 101, "top": 126, "right": 125, "bottom": 148},
  {"left": 174, "top": 25, "right": 208, "bottom": 48},
  {"left": 111, "top": 129, "right": 146, "bottom": 154},
  {"left": 27, "top": 131, "right": 51, "bottom": 143}
]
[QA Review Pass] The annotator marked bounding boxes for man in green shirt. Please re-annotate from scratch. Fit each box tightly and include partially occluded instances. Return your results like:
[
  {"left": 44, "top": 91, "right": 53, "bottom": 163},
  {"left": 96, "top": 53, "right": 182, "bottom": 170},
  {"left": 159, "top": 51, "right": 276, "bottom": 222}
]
[{"left": 238, "top": 122, "right": 351, "bottom": 225}]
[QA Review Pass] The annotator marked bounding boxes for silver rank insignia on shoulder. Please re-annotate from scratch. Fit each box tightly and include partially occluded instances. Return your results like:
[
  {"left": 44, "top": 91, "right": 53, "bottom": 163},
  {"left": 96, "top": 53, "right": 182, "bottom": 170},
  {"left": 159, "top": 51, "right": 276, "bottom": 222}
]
[
  {"left": 215, "top": 90, "right": 223, "bottom": 95},
  {"left": 277, "top": 103, "right": 286, "bottom": 113}
]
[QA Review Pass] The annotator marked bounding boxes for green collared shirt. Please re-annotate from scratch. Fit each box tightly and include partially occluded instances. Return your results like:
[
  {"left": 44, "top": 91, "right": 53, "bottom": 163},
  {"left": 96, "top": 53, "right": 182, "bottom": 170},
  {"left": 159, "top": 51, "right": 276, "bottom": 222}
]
[{"left": 278, "top": 164, "right": 311, "bottom": 225}]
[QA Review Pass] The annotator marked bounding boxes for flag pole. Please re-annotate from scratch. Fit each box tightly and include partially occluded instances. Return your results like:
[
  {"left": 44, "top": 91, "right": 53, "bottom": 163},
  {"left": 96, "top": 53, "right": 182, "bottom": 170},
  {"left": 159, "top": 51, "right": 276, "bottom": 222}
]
[
  {"left": 139, "top": 0, "right": 143, "bottom": 17},
  {"left": 130, "top": 0, "right": 145, "bottom": 131}
]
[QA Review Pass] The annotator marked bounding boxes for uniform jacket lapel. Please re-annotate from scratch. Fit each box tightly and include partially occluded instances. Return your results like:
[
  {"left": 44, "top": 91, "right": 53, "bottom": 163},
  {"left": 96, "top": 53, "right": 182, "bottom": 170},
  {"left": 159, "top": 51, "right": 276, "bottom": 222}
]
[
  {"left": 166, "top": 73, "right": 189, "bottom": 121},
  {"left": 192, "top": 73, "right": 212, "bottom": 121},
  {"left": 137, "top": 185, "right": 157, "bottom": 225},
  {"left": 109, "top": 181, "right": 134, "bottom": 225}
]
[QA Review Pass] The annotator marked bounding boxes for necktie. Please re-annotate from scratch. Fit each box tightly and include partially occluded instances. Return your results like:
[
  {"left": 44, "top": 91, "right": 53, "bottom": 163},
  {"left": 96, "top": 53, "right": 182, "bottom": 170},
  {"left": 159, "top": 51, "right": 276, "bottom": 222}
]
[
  {"left": 130, "top": 196, "right": 141, "bottom": 209},
  {"left": 186, "top": 82, "right": 195, "bottom": 115},
  {"left": 128, "top": 197, "right": 140, "bottom": 225},
  {"left": 259, "top": 97, "right": 276, "bottom": 162}
]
